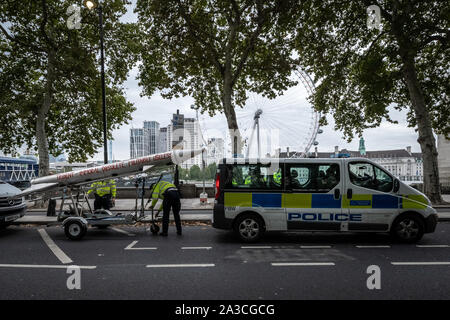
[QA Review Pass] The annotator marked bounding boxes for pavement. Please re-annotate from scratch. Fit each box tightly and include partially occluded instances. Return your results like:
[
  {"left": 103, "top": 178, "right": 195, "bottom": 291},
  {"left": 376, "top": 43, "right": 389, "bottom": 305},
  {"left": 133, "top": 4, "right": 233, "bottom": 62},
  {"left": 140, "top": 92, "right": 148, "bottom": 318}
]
[{"left": 1, "top": 222, "right": 450, "bottom": 299}]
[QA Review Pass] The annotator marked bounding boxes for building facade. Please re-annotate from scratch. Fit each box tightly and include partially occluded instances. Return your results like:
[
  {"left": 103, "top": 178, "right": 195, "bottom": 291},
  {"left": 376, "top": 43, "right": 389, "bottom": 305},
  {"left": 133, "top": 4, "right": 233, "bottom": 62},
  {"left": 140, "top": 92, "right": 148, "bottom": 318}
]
[
  {"left": 144, "top": 121, "right": 160, "bottom": 154},
  {"left": 183, "top": 118, "right": 202, "bottom": 168},
  {"left": 130, "top": 128, "right": 150, "bottom": 159},
  {"left": 438, "top": 134, "right": 450, "bottom": 184},
  {"left": 207, "top": 137, "right": 225, "bottom": 165},
  {"left": 279, "top": 138, "right": 424, "bottom": 184}
]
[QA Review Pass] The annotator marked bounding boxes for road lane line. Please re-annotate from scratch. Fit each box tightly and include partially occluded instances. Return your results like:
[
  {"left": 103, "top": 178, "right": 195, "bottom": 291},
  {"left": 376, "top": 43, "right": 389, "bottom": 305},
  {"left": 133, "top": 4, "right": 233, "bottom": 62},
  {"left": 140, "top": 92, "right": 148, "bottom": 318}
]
[
  {"left": 241, "top": 246, "right": 272, "bottom": 249},
  {"left": 111, "top": 227, "right": 135, "bottom": 237},
  {"left": 0, "top": 264, "right": 96, "bottom": 269},
  {"left": 124, "top": 241, "right": 157, "bottom": 250},
  {"left": 356, "top": 245, "right": 391, "bottom": 248},
  {"left": 146, "top": 264, "right": 215, "bottom": 268},
  {"left": 391, "top": 262, "right": 450, "bottom": 266},
  {"left": 300, "top": 246, "right": 332, "bottom": 249},
  {"left": 416, "top": 245, "right": 449, "bottom": 248},
  {"left": 271, "top": 262, "right": 335, "bottom": 267},
  {"left": 37, "top": 228, "right": 73, "bottom": 264},
  {"left": 181, "top": 247, "right": 212, "bottom": 250}
]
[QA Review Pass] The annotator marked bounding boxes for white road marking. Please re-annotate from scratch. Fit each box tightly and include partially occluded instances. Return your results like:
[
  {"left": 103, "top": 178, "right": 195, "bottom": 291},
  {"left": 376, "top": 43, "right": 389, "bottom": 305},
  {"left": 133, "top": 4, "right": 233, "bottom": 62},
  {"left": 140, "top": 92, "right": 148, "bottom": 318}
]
[
  {"left": 300, "top": 245, "right": 332, "bottom": 249},
  {"left": 146, "top": 264, "right": 215, "bottom": 268},
  {"left": 356, "top": 245, "right": 391, "bottom": 248},
  {"left": 0, "top": 264, "right": 96, "bottom": 269},
  {"left": 391, "top": 262, "right": 450, "bottom": 266},
  {"left": 37, "top": 228, "right": 73, "bottom": 264},
  {"left": 124, "top": 241, "right": 157, "bottom": 250},
  {"left": 111, "top": 227, "right": 135, "bottom": 237},
  {"left": 181, "top": 247, "right": 212, "bottom": 250},
  {"left": 241, "top": 246, "right": 272, "bottom": 249},
  {"left": 416, "top": 245, "right": 450, "bottom": 248},
  {"left": 271, "top": 262, "right": 335, "bottom": 267}
]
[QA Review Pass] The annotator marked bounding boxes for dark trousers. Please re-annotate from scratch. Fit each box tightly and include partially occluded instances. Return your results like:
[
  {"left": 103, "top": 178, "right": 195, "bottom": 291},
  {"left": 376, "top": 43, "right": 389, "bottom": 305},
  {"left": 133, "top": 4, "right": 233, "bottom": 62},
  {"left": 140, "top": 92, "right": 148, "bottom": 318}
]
[
  {"left": 94, "top": 194, "right": 111, "bottom": 210},
  {"left": 162, "top": 190, "right": 181, "bottom": 234}
]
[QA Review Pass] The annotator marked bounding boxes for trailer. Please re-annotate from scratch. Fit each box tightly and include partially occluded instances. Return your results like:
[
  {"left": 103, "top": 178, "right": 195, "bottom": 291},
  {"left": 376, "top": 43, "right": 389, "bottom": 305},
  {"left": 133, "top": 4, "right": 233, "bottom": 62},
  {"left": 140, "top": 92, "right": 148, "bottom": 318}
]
[{"left": 57, "top": 173, "right": 167, "bottom": 240}]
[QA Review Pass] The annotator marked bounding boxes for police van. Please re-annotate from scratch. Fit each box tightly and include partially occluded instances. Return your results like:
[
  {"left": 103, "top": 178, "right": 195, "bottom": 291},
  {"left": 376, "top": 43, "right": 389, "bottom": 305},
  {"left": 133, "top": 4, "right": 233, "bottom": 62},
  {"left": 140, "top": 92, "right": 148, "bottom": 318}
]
[{"left": 212, "top": 158, "right": 438, "bottom": 243}]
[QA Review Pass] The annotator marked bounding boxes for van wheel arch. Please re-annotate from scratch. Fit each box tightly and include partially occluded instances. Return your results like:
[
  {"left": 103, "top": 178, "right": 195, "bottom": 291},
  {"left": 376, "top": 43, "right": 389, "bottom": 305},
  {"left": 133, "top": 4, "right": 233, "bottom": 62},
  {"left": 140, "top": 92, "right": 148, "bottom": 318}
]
[
  {"left": 391, "top": 211, "right": 425, "bottom": 231},
  {"left": 390, "top": 211, "right": 425, "bottom": 243},
  {"left": 233, "top": 211, "right": 266, "bottom": 230},
  {"left": 233, "top": 211, "right": 266, "bottom": 243}
]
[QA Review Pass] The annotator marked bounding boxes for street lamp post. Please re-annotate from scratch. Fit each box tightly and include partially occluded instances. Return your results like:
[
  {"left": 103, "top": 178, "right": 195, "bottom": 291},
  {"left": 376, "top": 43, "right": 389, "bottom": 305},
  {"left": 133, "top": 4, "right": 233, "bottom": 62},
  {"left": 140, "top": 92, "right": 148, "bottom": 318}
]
[{"left": 85, "top": 0, "right": 108, "bottom": 164}]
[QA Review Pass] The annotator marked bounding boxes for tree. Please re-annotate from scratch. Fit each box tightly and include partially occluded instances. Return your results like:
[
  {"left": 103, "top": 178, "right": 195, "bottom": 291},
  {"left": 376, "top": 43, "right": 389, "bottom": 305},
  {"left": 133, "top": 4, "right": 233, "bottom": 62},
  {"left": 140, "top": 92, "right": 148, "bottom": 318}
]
[
  {"left": 189, "top": 164, "right": 201, "bottom": 180},
  {"left": 0, "top": 0, "right": 138, "bottom": 176},
  {"left": 294, "top": 0, "right": 449, "bottom": 204},
  {"left": 135, "top": 0, "right": 300, "bottom": 155},
  {"left": 207, "top": 162, "right": 217, "bottom": 179}
]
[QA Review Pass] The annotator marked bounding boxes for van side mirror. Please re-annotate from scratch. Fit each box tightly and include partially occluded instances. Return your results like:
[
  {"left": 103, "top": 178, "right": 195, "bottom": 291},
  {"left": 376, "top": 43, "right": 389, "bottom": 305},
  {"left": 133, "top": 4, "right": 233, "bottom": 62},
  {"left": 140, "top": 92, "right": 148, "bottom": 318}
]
[{"left": 393, "top": 179, "right": 400, "bottom": 192}]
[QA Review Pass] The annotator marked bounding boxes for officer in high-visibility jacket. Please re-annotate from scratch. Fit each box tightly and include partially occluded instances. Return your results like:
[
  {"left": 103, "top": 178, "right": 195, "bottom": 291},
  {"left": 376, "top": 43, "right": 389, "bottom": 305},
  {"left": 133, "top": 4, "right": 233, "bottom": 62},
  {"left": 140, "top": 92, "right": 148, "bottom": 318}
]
[
  {"left": 87, "top": 179, "right": 117, "bottom": 210},
  {"left": 149, "top": 180, "right": 181, "bottom": 236}
]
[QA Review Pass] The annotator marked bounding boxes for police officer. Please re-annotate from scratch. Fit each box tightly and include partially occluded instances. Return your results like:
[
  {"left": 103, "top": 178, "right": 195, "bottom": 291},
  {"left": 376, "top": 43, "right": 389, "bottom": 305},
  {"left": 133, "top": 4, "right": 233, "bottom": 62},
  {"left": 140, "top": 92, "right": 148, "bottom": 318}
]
[
  {"left": 149, "top": 180, "right": 182, "bottom": 236},
  {"left": 87, "top": 179, "right": 116, "bottom": 210},
  {"left": 273, "top": 169, "right": 282, "bottom": 186}
]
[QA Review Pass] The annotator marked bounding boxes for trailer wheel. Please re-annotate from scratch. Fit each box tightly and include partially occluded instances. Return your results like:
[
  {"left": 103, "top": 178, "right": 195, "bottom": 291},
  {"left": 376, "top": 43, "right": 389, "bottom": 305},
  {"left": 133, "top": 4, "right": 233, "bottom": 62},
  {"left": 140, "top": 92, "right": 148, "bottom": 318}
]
[
  {"left": 64, "top": 220, "right": 87, "bottom": 240},
  {"left": 150, "top": 224, "right": 160, "bottom": 235}
]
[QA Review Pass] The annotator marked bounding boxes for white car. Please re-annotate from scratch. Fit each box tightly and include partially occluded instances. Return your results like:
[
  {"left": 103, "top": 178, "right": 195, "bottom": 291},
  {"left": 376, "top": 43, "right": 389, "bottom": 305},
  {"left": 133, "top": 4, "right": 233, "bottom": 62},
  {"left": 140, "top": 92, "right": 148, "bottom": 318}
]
[{"left": 0, "top": 181, "right": 27, "bottom": 228}]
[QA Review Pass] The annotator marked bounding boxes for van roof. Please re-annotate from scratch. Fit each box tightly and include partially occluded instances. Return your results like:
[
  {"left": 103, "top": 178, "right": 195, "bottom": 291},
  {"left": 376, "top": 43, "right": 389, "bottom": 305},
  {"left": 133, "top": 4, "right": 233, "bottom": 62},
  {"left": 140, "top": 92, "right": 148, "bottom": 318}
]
[{"left": 218, "top": 157, "right": 375, "bottom": 164}]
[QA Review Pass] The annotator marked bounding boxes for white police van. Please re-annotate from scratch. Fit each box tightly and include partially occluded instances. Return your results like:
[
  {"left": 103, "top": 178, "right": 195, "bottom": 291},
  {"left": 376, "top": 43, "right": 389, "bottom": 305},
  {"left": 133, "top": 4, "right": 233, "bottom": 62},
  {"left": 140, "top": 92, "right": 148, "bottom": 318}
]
[{"left": 212, "top": 158, "right": 438, "bottom": 243}]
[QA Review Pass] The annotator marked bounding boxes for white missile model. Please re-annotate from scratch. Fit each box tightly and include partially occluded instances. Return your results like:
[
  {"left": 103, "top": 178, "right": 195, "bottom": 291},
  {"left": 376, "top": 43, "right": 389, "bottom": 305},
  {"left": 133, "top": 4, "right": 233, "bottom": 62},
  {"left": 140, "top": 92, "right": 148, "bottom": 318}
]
[{"left": 16, "top": 148, "right": 205, "bottom": 197}]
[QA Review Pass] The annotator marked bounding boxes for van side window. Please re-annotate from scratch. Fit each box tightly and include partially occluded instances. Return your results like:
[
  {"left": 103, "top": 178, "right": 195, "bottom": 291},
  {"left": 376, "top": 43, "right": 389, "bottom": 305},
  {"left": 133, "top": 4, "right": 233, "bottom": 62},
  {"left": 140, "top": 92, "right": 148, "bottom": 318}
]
[
  {"left": 225, "top": 164, "right": 282, "bottom": 190},
  {"left": 349, "top": 162, "right": 393, "bottom": 192},
  {"left": 286, "top": 163, "right": 340, "bottom": 192}
]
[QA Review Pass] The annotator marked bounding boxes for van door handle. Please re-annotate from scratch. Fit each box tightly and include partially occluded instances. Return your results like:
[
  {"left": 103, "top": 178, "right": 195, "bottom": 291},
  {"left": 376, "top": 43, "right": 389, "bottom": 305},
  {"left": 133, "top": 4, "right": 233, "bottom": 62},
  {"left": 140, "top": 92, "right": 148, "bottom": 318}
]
[
  {"left": 334, "top": 188, "right": 340, "bottom": 200},
  {"left": 347, "top": 188, "right": 353, "bottom": 199}
]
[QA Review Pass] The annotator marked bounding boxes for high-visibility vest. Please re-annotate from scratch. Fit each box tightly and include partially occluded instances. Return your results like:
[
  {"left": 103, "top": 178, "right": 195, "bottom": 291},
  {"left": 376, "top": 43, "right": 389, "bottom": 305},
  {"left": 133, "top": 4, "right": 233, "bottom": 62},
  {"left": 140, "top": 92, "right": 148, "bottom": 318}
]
[
  {"left": 150, "top": 181, "right": 177, "bottom": 210},
  {"left": 87, "top": 179, "right": 116, "bottom": 197},
  {"left": 273, "top": 170, "right": 281, "bottom": 184}
]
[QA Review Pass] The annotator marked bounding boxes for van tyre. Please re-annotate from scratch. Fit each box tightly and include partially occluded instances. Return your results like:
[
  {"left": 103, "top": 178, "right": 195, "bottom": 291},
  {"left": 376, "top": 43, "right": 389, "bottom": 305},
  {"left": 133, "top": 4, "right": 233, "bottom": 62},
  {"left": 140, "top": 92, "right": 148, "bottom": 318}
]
[
  {"left": 391, "top": 213, "right": 424, "bottom": 243},
  {"left": 234, "top": 214, "right": 265, "bottom": 243},
  {"left": 64, "top": 220, "right": 87, "bottom": 240}
]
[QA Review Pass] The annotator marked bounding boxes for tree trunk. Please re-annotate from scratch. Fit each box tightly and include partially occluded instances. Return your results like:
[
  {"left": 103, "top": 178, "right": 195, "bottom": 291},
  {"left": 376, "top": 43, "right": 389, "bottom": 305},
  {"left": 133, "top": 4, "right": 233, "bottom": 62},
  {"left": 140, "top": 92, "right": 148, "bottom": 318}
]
[
  {"left": 400, "top": 53, "right": 443, "bottom": 204},
  {"left": 222, "top": 67, "right": 243, "bottom": 157},
  {"left": 36, "top": 49, "right": 55, "bottom": 178}
]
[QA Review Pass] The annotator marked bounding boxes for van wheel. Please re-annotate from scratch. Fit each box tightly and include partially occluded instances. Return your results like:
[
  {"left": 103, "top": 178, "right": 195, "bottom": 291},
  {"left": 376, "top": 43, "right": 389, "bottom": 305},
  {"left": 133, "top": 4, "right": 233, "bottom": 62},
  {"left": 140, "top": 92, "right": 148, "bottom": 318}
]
[
  {"left": 391, "top": 214, "right": 424, "bottom": 243},
  {"left": 64, "top": 221, "right": 87, "bottom": 241},
  {"left": 234, "top": 214, "right": 265, "bottom": 243}
]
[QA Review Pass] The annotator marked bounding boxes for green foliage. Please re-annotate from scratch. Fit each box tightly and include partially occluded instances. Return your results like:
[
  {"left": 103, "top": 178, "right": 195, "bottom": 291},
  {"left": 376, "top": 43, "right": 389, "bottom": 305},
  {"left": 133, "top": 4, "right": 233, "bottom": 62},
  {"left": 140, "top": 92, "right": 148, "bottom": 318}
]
[
  {"left": 0, "top": 0, "right": 138, "bottom": 162},
  {"left": 206, "top": 162, "right": 217, "bottom": 179},
  {"left": 189, "top": 164, "right": 201, "bottom": 180},
  {"left": 135, "top": 0, "right": 301, "bottom": 121},
  {"left": 294, "top": 0, "right": 449, "bottom": 140}
]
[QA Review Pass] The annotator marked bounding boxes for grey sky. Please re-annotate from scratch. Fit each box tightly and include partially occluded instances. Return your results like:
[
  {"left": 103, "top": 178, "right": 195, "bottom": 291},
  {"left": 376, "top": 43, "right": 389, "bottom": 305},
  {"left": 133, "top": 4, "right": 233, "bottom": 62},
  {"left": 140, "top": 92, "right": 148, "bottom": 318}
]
[{"left": 89, "top": 1, "right": 422, "bottom": 161}]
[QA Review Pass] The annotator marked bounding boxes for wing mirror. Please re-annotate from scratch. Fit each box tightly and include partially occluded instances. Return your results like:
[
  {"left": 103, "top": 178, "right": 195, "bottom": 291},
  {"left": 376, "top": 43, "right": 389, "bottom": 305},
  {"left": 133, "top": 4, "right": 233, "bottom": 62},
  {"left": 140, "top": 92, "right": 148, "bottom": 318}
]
[{"left": 393, "top": 179, "right": 400, "bottom": 192}]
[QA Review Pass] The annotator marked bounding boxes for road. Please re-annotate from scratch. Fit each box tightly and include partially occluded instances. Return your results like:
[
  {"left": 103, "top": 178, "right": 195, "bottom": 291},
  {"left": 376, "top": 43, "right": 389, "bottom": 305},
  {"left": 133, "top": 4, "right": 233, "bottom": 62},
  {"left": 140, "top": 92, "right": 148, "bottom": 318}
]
[{"left": 0, "top": 222, "right": 449, "bottom": 299}]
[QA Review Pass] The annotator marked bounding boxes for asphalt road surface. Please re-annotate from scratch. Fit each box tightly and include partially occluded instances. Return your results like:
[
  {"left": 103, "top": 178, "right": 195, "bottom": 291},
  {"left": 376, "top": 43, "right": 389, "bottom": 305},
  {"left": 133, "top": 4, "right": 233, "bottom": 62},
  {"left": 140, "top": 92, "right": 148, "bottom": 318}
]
[{"left": 0, "top": 222, "right": 450, "bottom": 300}]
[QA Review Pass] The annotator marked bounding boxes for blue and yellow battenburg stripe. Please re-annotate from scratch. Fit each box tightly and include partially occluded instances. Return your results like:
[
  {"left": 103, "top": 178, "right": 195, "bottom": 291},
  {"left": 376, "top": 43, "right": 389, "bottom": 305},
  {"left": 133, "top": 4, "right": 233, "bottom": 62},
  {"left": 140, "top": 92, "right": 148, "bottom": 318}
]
[{"left": 224, "top": 192, "right": 428, "bottom": 209}]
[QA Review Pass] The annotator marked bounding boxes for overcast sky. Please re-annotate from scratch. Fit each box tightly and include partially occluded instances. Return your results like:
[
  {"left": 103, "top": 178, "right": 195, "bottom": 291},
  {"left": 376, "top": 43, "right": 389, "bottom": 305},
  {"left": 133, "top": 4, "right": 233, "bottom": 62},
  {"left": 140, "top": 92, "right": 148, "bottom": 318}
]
[{"left": 89, "top": 1, "right": 422, "bottom": 161}]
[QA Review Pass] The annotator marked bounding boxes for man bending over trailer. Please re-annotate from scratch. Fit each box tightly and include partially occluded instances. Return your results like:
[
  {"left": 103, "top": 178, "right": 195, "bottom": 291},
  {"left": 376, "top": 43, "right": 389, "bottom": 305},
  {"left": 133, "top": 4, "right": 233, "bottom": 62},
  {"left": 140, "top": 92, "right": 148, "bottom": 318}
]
[{"left": 149, "top": 180, "right": 182, "bottom": 236}]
